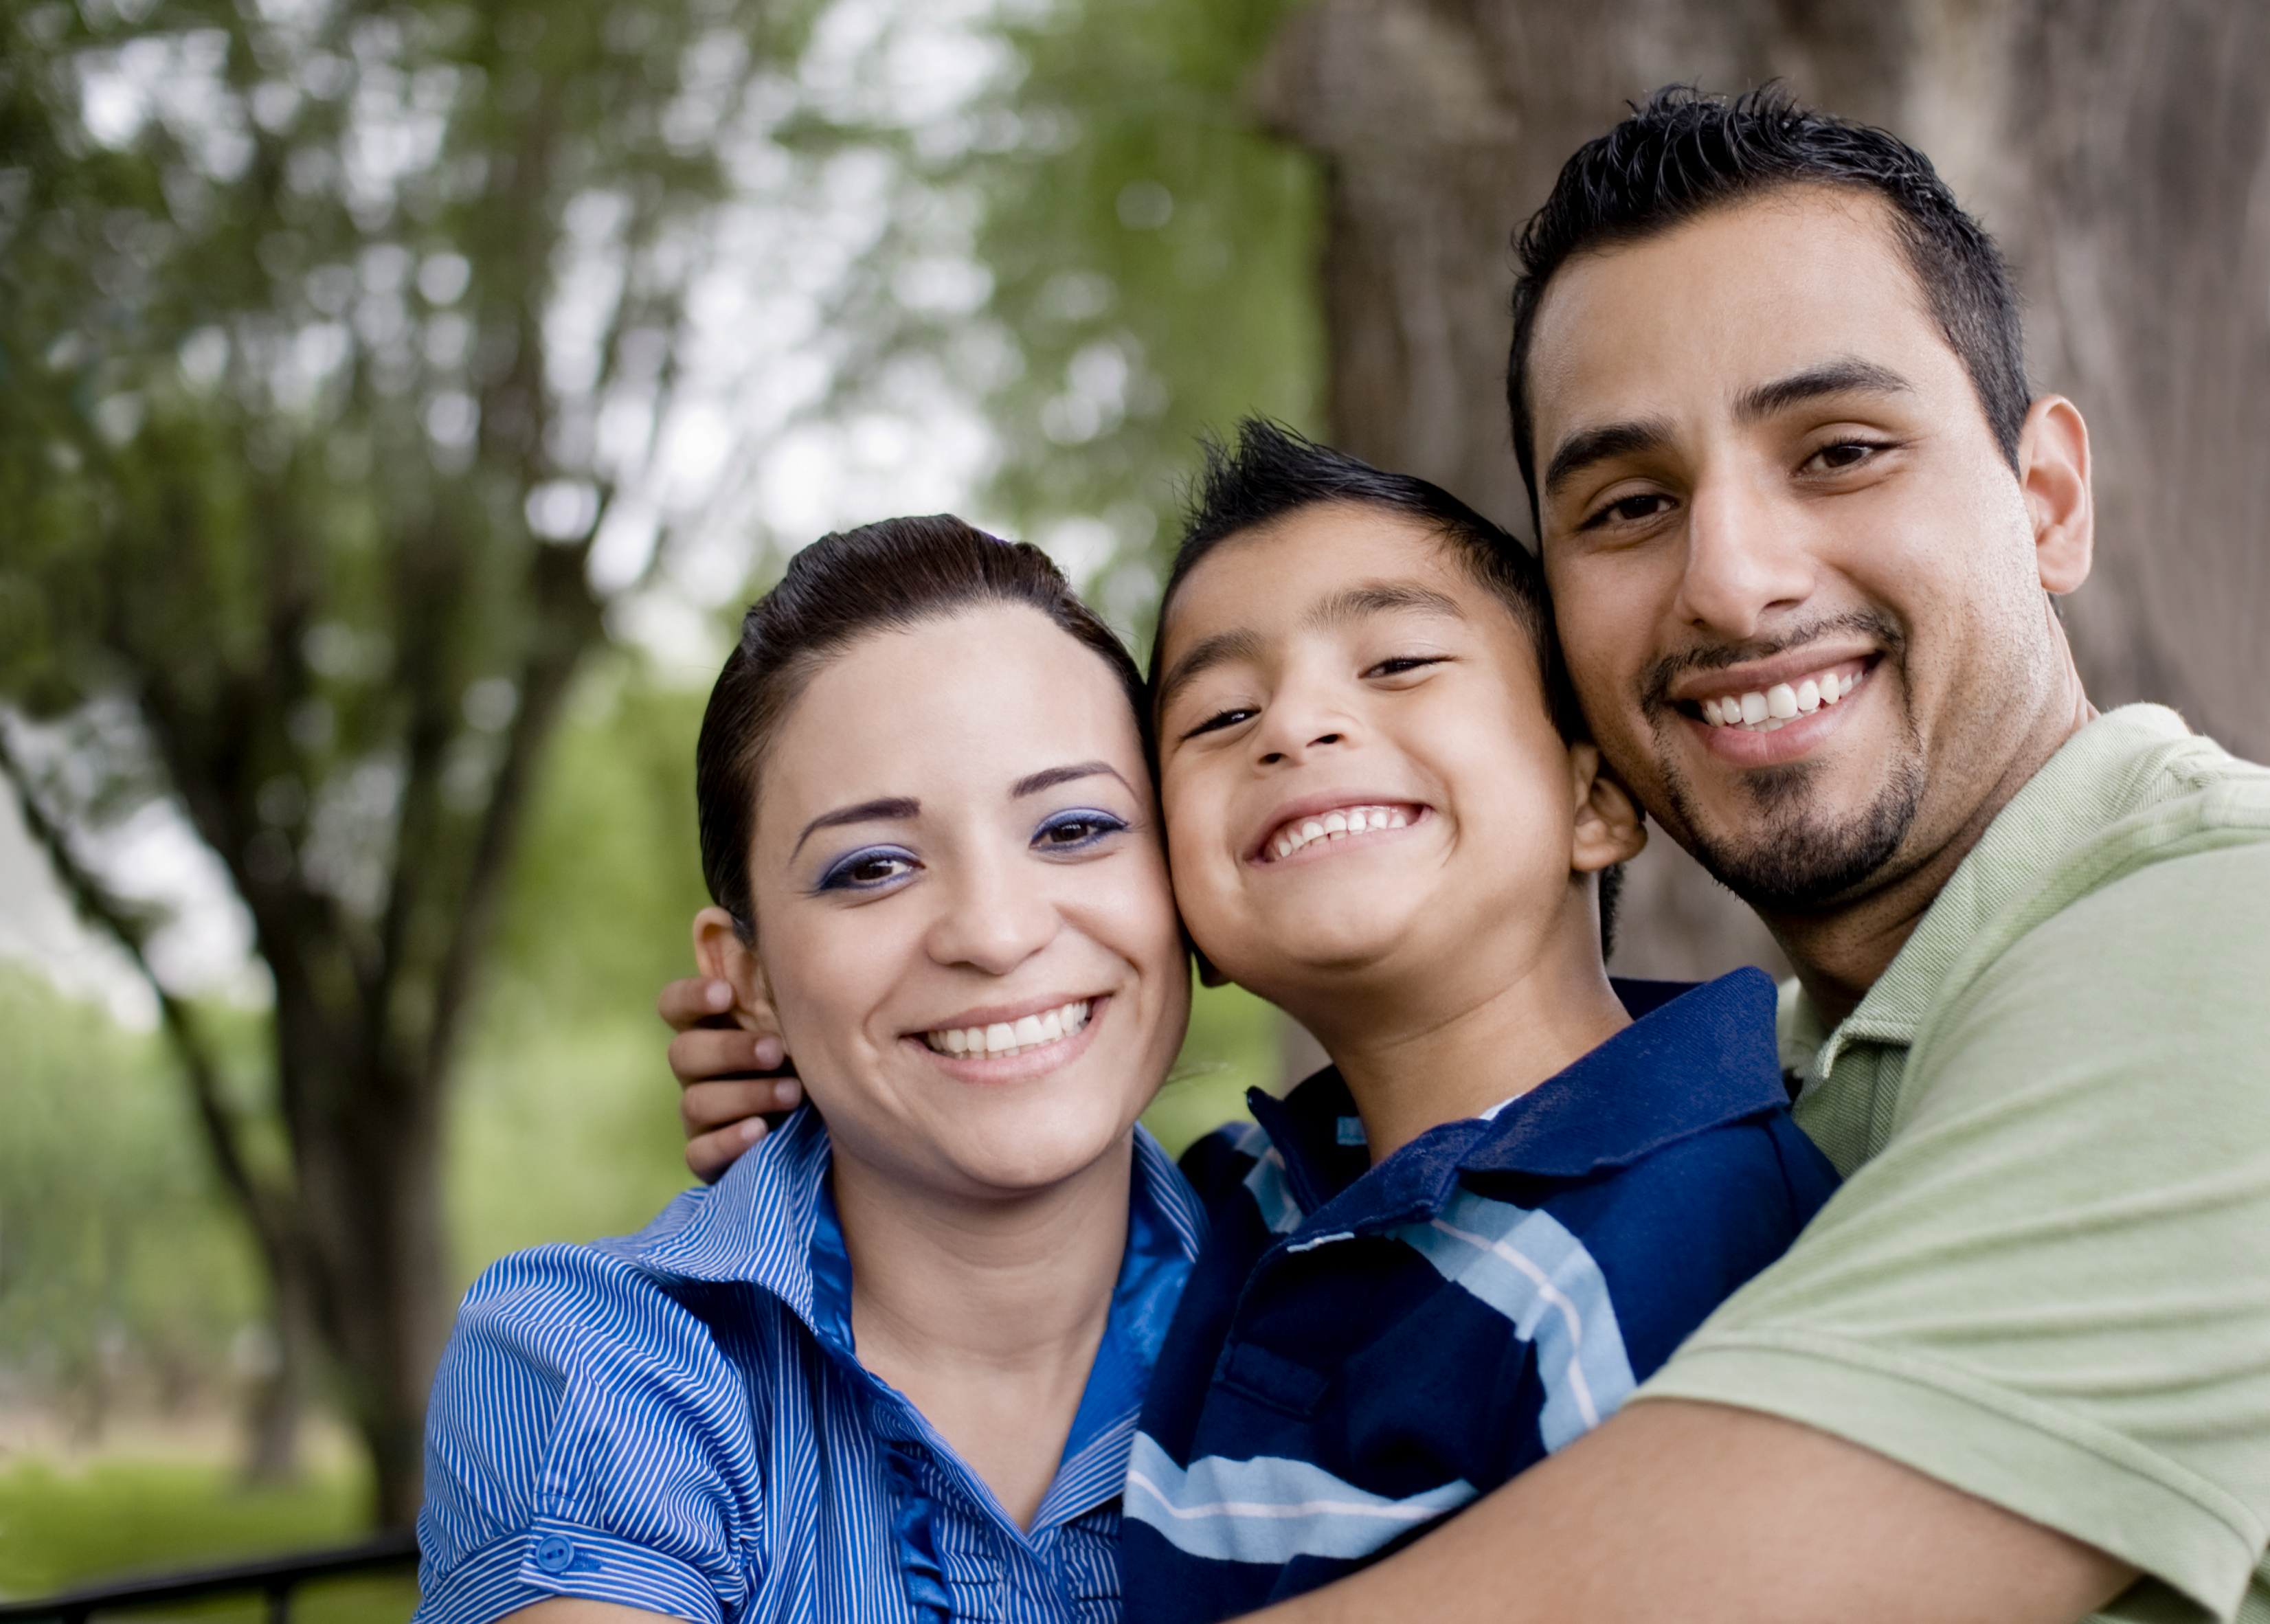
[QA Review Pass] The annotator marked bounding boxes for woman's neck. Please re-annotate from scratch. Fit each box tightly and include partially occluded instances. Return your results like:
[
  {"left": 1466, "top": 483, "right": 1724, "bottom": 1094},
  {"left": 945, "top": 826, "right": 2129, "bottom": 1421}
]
[{"left": 830, "top": 1138, "right": 1134, "bottom": 1531}]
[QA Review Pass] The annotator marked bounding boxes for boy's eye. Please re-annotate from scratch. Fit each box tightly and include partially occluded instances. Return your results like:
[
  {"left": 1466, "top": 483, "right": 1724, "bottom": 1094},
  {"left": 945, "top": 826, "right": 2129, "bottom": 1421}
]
[
  {"left": 1033, "top": 808, "right": 1130, "bottom": 851},
  {"left": 1180, "top": 705, "right": 1257, "bottom": 743},
  {"left": 1364, "top": 655, "right": 1448, "bottom": 679},
  {"left": 816, "top": 846, "right": 917, "bottom": 892}
]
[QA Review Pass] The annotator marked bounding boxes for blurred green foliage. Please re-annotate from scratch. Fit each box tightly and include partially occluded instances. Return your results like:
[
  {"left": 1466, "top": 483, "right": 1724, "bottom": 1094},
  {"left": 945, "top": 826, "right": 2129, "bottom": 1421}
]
[
  {"left": 966, "top": 0, "right": 1324, "bottom": 636},
  {"left": 0, "top": 0, "right": 1316, "bottom": 1569}
]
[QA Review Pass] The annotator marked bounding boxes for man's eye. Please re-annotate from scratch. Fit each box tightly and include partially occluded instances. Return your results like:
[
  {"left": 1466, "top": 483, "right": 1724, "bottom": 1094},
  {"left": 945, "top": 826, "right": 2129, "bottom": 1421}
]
[
  {"left": 816, "top": 847, "right": 917, "bottom": 892},
  {"left": 1033, "top": 809, "right": 1129, "bottom": 850},
  {"left": 1807, "top": 440, "right": 1885, "bottom": 473},
  {"left": 1581, "top": 491, "right": 1673, "bottom": 530},
  {"left": 1180, "top": 706, "right": 1257, "bottom": 742}
]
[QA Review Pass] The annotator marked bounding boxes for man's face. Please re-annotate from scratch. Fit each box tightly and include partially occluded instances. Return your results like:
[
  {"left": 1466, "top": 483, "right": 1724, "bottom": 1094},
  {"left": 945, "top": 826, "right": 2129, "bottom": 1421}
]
[{"left": 1528, "top": 189, "right": 2072, "bottom": 912}]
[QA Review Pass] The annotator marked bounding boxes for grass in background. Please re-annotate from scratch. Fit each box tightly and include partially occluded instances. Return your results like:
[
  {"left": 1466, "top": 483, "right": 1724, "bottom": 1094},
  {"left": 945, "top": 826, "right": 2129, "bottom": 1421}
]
[{"left": 0, "top": 1458, "right": 412, "bottom": 1623}]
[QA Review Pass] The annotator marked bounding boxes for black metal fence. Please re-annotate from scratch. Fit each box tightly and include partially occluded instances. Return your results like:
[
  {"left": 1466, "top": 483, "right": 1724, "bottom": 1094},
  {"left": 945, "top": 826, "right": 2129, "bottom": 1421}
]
[{"left": 0, "top": 1533, "right": 418, "bottom": 1624}]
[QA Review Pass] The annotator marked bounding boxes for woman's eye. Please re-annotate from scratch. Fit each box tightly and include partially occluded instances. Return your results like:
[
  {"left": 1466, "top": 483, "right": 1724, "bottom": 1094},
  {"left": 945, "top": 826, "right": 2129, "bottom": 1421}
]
[
  {"left": 816, "top": 847, "right": 917, "bottom": 892},
  {"left": 1034, "top": 809, "right": 1129, "bottom": 851},
  {"left": 1582, "top": 491, "right": 1674, "bottom": 530},
  {"left": 1181, "top": 706, "right": 1257, "bottom": 741}
]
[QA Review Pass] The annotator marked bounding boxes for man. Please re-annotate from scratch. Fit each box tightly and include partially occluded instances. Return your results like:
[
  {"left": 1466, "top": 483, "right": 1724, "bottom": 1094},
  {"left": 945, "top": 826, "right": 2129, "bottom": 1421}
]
[{"left": 672, "top": 88, "right": 2270, "bottom": 1623}]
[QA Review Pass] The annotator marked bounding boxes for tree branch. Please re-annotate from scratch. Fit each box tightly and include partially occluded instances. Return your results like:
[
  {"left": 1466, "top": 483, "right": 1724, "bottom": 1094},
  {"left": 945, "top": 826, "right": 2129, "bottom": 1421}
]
[{"left": 0, "top": 719, "right": 289, "bottom": 1260}]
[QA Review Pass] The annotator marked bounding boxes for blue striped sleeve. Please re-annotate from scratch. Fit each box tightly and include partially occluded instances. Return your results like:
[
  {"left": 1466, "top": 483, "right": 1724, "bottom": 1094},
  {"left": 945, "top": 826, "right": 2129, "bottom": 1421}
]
[{"left": 414, "top": 1242, "right": 763, "bottom": 1624}]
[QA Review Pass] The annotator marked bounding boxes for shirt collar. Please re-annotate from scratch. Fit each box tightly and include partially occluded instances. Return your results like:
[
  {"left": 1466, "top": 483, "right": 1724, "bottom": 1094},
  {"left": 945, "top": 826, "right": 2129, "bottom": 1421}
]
[{"left": 1248, "top": 967, "right": 1787, "bottom": 1230}]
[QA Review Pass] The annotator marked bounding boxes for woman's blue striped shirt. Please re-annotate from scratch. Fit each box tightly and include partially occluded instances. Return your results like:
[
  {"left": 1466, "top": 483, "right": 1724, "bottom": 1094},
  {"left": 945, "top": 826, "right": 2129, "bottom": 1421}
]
[{"left": 414, "top": 1107, "right": 1207, "bottom": 1624}]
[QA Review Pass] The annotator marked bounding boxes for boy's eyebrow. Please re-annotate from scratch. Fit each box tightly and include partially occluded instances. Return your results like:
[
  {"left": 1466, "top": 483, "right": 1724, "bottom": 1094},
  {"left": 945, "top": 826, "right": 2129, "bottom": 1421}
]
[
  {"left": 1305, "top": 582, "right": 1465, "bottom": 629},
  {"left": 1155, "top": 627, "right": 1264, "bottom": 717},
  {"left": 1157, "top": 584, "right": 1466, "bottom": 717},
  {"left": 1011, "top": 760, "right": 1134, "bottom": 799},
  {"left": 791, "top": 797, "right": 919, "bottom": 859}
]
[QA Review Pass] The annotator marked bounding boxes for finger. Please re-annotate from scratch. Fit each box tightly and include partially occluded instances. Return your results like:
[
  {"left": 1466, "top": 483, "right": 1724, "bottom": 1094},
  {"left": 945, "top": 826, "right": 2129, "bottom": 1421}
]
[
  {"left": 686, "top": 1116, "right": 771, "bottom": 1185},
  {"left": 679, "top": 1076, "right": 804, "bottom": 1138},
  {"left": 657, "top": 976, "right": 737, "bottom": 1034},
  {"left": 668, "top": 1026, "right": 788, "bottom": 1086}
]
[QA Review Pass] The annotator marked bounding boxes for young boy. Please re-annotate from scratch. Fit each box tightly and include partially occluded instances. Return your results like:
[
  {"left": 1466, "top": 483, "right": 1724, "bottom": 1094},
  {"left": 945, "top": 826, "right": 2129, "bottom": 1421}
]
[
  {"left": 1120, "top": 420, "right": 1836, "bottom": 1620},
  {"left": 668, "top": 420, "right": 1838, "bottom": 1621}
]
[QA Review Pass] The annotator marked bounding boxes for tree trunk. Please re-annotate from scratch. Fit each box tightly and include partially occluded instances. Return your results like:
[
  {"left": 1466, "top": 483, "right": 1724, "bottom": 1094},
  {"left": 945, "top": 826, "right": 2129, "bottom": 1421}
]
[{"left": 1256, "top": 0, "right": 2270, "bottom": 978}]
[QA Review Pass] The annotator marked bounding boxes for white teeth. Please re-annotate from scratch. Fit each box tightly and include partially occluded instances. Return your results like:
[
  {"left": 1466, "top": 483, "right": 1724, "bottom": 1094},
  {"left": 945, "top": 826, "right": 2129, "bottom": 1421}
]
[
  {"left": 925, "top": 1000, "right": 1092, "bottom": 1059},
  {"left": 1263, "top": 804, "right": 1414, "bottom": 860},
  {"left": 1699, "top": 667, "right": 1863, "bottom": 732}
]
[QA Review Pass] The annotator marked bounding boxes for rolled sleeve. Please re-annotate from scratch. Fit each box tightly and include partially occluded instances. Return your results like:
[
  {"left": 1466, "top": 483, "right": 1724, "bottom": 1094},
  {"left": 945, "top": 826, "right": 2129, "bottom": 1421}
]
[{"left": 415, "top": 1243, "right": 761, "bottom": 1624}]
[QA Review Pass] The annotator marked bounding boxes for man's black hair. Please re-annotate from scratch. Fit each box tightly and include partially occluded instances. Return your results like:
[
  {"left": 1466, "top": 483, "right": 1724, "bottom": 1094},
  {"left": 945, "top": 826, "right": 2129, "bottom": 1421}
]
[
  {"left": 1156, "top": 417, "right": 1623, "bottom": 958},
  {"left": 1507, "top": 84, "right": 2030, "bottom": 529}
]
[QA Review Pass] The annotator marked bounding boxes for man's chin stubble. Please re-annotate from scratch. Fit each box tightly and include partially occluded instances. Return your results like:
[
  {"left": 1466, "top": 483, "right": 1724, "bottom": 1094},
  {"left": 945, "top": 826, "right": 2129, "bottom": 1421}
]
[{"left": 1656, "top": 743, "right": 1926, "bottom": 914}]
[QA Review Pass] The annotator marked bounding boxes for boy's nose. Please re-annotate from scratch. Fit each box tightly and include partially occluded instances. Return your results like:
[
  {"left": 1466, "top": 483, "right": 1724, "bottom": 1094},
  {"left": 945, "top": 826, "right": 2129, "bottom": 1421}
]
[{"left": 1260, "top": 729, "right": 1342, "bottom": 767}]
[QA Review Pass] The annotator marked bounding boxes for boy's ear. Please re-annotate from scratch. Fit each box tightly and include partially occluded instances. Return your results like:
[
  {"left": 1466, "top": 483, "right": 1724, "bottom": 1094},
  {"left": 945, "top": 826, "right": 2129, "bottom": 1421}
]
[
  {"left": 692, "top": 906, "right": 787, "bottom": 1040},
  {"left": 1567, "top": 743, "right": 1647, "bottom": 875}
]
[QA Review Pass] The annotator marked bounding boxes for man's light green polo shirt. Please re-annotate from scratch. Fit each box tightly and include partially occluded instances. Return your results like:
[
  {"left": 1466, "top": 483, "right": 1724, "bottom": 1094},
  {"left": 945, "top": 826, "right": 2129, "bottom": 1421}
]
[{"left": 1639, "top": 706, "right": 2270, "bottom": 1624}]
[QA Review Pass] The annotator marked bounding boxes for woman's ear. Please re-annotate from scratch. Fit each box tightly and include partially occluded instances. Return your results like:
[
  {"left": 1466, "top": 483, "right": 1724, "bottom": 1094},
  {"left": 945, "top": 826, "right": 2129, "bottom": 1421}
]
[
  {"left": 692, "top": 905, "right": 787, "bottom": 1041},
  {"left": 1567, "top": 743, "right": 1647, "bottom": 874}
]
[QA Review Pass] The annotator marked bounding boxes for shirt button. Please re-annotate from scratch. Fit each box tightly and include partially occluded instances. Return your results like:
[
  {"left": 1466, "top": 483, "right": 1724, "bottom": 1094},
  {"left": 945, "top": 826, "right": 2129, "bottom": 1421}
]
[{"left": 534, "top": 1534, "right": 576, "bottom": 1573}]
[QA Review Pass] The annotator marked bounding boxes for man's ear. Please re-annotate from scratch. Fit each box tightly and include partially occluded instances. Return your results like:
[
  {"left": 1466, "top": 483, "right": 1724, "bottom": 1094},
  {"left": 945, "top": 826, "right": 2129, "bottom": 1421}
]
[
  {"left": 1568, "top": 743, "right": 1647, "bottom": 874},
  {"left": 692, "top": 905, "right": 786, "bottom": 1041},
  {"left": 2019, "top": 395, "right": 2093, "bottom": 595}
]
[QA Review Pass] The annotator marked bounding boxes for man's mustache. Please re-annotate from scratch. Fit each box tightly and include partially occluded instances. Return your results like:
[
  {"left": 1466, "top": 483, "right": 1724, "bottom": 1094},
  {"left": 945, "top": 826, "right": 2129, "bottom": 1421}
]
[{"left": 1638, "top": 609, "right": 1907, "bottom": 715}]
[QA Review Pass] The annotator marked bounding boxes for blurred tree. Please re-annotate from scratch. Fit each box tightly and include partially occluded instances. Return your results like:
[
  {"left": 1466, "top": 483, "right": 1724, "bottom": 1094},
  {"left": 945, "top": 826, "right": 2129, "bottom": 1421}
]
[
  {"left": 0, "top": 0, "right": 824, "bottom": 1524},
  {"left": 1252, "top": 0, "right": 2270, "bottom": 979}
]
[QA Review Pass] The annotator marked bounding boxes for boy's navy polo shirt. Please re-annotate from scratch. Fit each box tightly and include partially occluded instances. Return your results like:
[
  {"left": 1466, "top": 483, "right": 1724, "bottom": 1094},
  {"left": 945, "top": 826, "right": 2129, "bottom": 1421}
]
[{"left": 1121, "top": 969, "right": 1839, "bottom": 1623}]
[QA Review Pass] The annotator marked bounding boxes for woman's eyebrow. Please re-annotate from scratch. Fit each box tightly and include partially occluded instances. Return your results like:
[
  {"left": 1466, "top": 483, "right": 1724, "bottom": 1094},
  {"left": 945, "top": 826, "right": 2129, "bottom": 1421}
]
[
  {"left": 1011, "top": 761, "right": 1134, "bottom": 799},
  {"left": 791, "top": 797, "right": 919, "bottom": 859}
]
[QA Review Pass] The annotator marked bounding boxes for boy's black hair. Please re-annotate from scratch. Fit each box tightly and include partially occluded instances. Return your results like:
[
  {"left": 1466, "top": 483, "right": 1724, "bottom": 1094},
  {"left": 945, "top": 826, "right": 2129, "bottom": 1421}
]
[
  {"left": 1156, "top": 417, "right": 1623, "bottom": 959},
  {"left": 1507, "top": 84, "right": 2030, "bottom": 530}
]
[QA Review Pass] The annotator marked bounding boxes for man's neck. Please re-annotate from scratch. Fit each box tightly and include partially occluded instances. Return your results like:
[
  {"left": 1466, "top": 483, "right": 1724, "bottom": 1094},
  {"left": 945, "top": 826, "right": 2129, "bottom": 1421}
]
[
  {"left": 1287, "top": 909, "right": 1631, "bottom": 1164},
  {"left": 1766, "top": 673, "right": 2098, "bottom": 1030}
]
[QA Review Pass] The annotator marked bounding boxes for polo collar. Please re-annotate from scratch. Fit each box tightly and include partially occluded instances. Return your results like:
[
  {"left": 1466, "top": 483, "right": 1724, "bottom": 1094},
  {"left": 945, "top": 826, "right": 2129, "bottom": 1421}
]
[
  {"left": 1805, "top": 703, "right": 2200, "bottom": 1080},
  {"left": 1247, "top": 967, "right": 1786, "bottom": 1233}
]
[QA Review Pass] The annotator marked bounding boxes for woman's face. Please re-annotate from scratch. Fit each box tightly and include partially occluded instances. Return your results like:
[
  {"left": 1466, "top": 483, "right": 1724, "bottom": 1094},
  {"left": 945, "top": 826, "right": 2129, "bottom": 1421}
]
[{"left": 733, "top": 602, "right": 1188, "bottom": 1202}]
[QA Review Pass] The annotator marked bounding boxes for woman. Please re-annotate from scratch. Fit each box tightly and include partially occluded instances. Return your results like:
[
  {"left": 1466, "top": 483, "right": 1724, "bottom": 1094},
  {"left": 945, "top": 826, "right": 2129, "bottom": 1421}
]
[{"left": 414, "top": 517, "right": 1200, "bottom": 1624}]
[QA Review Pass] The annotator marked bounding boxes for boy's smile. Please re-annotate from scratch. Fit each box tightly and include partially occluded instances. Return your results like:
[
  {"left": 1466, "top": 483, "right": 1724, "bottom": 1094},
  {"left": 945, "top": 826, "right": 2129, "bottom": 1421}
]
[{"left": 1153, "top": 503, "right": 1632, "bottom": 1050}]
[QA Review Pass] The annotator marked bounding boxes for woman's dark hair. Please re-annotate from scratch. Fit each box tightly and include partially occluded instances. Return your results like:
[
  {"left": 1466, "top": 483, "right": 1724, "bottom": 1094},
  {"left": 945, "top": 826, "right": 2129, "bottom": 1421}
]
[
  {"left": 697, "top": 515, "right": 1146, "bottom": 940},
  {"left": 1507, "top": 84, "right": 2030, "bottom": 530}
]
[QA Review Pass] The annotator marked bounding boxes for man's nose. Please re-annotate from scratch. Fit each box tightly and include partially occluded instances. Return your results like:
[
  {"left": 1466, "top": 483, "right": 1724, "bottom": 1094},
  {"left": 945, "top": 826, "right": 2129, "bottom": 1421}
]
[
  {"left": 1674, "top": 467, "right": 1817, "bottom": 639},
  {"left": 923, "top": 848, "right": 1059, "bottom": 975}
]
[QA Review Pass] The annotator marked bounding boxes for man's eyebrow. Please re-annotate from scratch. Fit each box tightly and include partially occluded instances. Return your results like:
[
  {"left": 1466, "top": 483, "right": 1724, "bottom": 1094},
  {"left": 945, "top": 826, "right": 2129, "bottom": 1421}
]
[
  {"left": 1734, "top": 356, "right": 1915, "bottom": 422},
  {"left": 1011, "top": 760, "right": 1135, "bottom": 800},
  {"left": 1156, "top": 627, "right": 1263, "bottom": 717},
  {"left": 791, "top": 797, "right": 919, "bottom": 859},
  {"left": 1544, "top": 418, "right": 1674, "bottom": 500},
  {"left": 1305, "top": 582, "right": 1465, "bottom": 630}
]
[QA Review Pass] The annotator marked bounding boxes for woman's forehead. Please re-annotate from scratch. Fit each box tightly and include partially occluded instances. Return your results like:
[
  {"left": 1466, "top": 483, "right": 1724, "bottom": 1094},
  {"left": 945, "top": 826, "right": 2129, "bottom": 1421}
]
[{"left": 761, "top": 605, "right": 1147, "bottom": 819}]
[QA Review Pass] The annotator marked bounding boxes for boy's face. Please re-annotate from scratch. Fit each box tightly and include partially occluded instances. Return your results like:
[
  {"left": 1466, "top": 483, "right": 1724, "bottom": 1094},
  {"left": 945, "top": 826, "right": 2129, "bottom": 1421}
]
[{"left": 1154, "top": 504, "right": 1609, "bottom": 1018}]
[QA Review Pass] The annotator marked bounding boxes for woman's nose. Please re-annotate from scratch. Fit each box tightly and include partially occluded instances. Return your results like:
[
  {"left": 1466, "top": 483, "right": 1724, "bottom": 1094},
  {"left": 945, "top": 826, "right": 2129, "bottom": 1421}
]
[{"left": 923, "top": 850, "right": 1060, "bottom": 975}]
